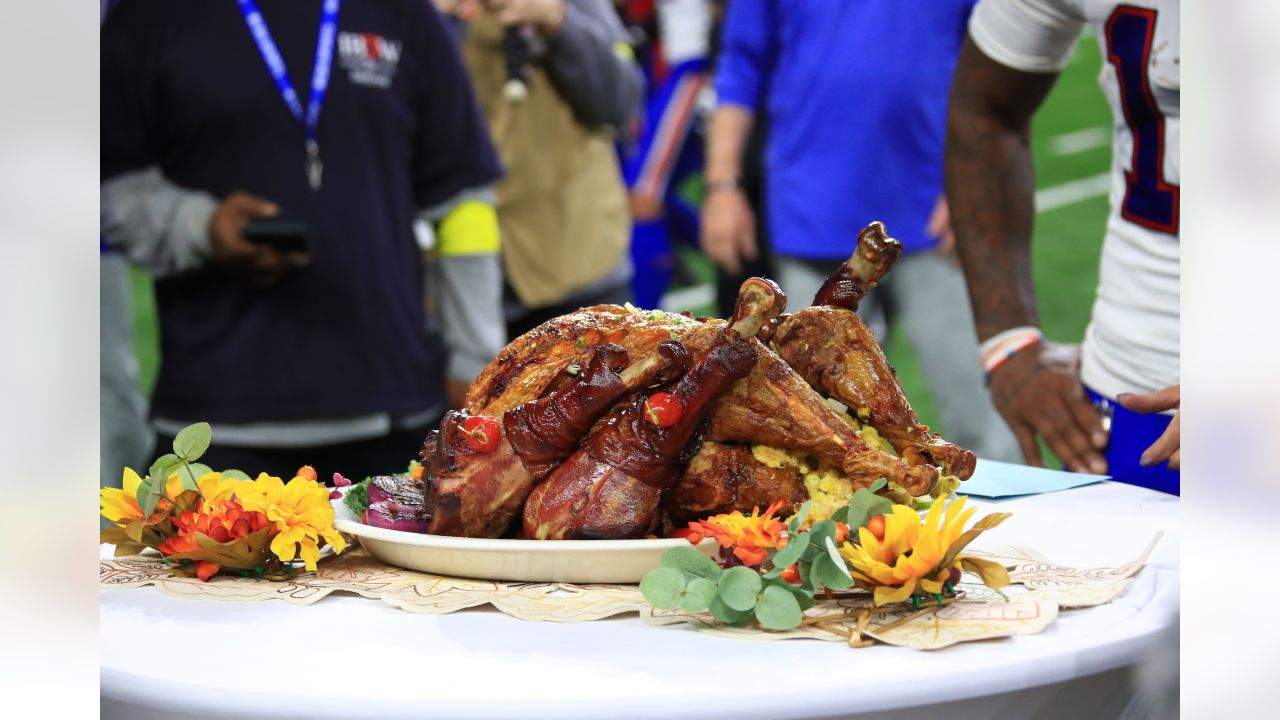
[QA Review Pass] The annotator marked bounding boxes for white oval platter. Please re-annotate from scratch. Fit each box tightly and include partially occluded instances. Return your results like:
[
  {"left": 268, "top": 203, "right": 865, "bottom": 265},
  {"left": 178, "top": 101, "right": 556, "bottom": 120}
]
[{"left": 333, "top": 498, "right": 718, "bottom": 584}]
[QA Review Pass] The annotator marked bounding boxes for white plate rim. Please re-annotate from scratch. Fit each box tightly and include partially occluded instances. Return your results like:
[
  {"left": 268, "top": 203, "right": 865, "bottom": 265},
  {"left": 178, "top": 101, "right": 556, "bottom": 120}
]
[{"left": 334, "top": 516, "right": 713, "bottom": 552}]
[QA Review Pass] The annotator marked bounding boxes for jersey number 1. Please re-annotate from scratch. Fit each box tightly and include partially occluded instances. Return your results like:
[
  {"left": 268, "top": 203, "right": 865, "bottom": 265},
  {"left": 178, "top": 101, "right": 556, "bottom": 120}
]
[{"left": 1105, "top": 6, "right": 1179, "bottom": 235}]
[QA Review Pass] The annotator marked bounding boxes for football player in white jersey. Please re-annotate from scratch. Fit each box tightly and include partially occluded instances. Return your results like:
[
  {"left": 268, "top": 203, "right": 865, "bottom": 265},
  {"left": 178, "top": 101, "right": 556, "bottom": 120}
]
[{"left": 946, "top": 0, "right": 1180, "bottom": 493}]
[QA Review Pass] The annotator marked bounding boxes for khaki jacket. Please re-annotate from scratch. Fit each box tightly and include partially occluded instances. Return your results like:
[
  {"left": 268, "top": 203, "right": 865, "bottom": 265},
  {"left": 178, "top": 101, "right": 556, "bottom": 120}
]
[{"left": 463, "top": 14, "right": 631, "bottom": 308}]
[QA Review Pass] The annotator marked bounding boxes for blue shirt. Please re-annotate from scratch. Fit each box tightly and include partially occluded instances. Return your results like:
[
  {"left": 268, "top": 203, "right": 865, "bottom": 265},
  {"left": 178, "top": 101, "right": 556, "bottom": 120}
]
[
  {"left": 716, "top": 0, "right": 976, "bottom": 258},
  {"left": 102, "top": 0, "right": 502, "bottom": 423}
]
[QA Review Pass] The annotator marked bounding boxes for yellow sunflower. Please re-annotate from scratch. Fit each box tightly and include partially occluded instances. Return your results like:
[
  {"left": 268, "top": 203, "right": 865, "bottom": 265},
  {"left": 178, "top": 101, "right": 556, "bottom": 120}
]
[
  {"left": 234, "top": 473, "right": 346, "bottom": 570},
  {"left": 196, "top": 471, "right": 241, "bottom": 505},
  {"left": 840, "top": 496, "right": 1006, "bottom": 606},
  {"left": 100, "top": 467, "right": 184, "bottom": 525}
]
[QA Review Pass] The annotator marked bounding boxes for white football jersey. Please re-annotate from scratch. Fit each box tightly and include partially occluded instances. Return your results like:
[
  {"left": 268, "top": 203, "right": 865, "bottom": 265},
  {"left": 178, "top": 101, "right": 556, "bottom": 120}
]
[
  {"left": 657, "top": 0, "right": 712, "bottom": 66},
  {"left": 970, "top": 0, "right": 1180, "bottom": 399}
]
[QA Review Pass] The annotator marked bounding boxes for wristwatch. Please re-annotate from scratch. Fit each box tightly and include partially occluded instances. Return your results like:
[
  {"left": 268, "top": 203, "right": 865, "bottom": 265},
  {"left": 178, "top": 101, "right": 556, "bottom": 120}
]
[{"left": 705, "top": 177, "right": 741, "bottom": 194}]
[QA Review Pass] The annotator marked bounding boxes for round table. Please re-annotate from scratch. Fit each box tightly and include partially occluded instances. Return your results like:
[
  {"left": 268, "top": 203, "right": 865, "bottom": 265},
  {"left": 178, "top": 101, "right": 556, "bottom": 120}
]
[{"left": 101, "top": 482, "right": 1179, "bottom": 720}]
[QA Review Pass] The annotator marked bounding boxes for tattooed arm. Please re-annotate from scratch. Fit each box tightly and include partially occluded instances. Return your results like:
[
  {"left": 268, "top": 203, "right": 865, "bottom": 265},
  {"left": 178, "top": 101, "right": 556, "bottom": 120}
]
[{"left": 945, "top": 37, "right": 1107, "bottom": 474}]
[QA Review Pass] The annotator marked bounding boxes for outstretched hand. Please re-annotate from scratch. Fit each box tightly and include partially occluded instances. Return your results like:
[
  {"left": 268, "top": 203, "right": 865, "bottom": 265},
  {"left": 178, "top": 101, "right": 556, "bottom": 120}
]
[
  {"left": 1116, "top": 384, "right": 1180, "bottom": 470},
  {"left": 988, "top": 341, "right": 1109, "bottom": 474}
]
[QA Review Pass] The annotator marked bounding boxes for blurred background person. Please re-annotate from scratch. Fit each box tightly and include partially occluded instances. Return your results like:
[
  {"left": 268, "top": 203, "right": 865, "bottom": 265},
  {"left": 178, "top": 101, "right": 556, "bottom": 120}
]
[
  {"left": 701, "top": 0, "right": 1019, "bottom": 463},
  {"left": 705, "top": 0, "right": 773, "bottom": 320},
  {"left": 619, "top": 0, "right": 711, "bottom": 310},
  {"left": 99, "top": 1, "right": 152, "bottom": 510},
  {"left": 436, "top": 0, "right": 643, "bottom": 338},
  {"left": 100, "top": 0, "right": 504, "bottom": 480},
  {"left": 100, "top": 241, "right": 152, "bottom": 515},
  {"left": 947, "top": 0, "right": 1180, "bottom": 492}
]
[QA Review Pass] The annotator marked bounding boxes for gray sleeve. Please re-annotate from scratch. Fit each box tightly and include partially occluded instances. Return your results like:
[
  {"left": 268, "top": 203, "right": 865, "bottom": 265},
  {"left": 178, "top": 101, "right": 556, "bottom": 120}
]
[
  {"left": 432, "top": 253, "right": 507, "bottom": 383},
  {"left": 541, "top": 0, "right": 644, "bottom": 130},
  {"left": 418, "top": 186, "right": 507, "bottom": 384},
  {"left": 100, "top": 167, "right": 218, "bottom": 278}
]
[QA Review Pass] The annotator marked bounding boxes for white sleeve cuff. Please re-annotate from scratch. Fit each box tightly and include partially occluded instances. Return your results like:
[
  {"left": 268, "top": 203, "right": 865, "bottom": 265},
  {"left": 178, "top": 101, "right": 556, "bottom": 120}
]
[{"left": 969, "top": 0, "right": 1085, "bottom": 74}]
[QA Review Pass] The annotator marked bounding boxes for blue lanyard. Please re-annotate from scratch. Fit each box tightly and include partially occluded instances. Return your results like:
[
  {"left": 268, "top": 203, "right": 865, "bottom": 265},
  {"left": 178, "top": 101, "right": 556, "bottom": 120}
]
[{"left": 237, "top": 0, "right": 341, "bottom": 190}]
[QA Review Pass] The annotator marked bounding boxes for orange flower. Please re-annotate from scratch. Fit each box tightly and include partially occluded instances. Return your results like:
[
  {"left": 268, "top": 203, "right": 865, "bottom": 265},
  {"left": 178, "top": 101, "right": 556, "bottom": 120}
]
[
  {"left": 158, "top": 498, "right": 271, "bottom": 581},
  {"left": 685, "top": 500, "right": 789, "bottom": 566}
]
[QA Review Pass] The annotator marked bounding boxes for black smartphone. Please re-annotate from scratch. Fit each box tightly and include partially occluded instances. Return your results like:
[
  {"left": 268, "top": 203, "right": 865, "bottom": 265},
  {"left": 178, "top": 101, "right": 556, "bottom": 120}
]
[{"left": 243, "top": 220, "right": 309, "bottom": 254}]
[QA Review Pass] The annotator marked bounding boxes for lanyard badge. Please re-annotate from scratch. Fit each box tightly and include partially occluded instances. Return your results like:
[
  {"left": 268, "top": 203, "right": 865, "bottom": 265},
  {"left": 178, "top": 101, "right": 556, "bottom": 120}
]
[{"left": 238, "top": 0, "right": 340, "bottom": 191}]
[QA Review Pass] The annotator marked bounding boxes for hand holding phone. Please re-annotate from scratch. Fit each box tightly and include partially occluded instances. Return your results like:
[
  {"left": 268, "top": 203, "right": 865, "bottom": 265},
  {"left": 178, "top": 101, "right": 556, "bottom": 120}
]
[
  {"left": 243, "top": 220, "right": 309, "bottom": 254},
  {"left": 208, "top": 192, "right": 310, "bottom": 287}
]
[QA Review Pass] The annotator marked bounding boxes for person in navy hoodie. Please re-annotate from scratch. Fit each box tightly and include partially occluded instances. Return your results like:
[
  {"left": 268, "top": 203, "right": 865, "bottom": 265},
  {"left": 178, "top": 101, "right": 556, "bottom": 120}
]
[
  {"left": 700, "top": 0, "right": 1019, "bottom": 464},
  {"left": 100, "top": 0, "right": 505, "bottom": 479}
]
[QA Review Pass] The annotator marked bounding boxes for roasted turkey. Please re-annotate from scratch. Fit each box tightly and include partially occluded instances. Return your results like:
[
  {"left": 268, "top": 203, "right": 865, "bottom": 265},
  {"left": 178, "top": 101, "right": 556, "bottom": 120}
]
[{"left": 408, "top": 221, "right": 971, "bottom": 539}]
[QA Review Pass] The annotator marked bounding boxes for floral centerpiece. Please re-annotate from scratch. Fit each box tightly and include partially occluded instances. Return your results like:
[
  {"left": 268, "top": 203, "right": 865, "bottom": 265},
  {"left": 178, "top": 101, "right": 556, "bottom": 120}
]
[
  {"left": 100, "top": 422, "right": 346, "bottom": 581},
  {"left": 640, "top": 479, "right": 1010, "bottom": 631}
]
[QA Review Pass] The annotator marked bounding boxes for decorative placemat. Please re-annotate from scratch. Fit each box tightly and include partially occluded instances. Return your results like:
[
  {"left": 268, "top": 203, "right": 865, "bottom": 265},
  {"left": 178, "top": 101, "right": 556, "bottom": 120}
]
[{"left": 100, "top": 533, "right": 1160, "bottom": 651}]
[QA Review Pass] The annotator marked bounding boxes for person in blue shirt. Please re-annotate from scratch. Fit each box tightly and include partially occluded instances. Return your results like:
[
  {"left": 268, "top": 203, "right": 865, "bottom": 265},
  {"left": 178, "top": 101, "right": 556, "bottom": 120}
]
[{"left": 700, "top": 0, "right": 1019, "bottom": 463}]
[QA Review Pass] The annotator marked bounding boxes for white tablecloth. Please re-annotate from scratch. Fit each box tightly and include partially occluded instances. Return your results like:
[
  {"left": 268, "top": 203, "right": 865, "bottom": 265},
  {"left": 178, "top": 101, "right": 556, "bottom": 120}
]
[{"left": 100, "top": 482, "right": 1179, "bottom": 720}]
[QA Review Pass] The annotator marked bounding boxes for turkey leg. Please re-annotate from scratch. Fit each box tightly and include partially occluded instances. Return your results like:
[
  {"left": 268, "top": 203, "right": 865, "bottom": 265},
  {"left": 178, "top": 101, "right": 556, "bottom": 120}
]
[
  {"left": 523, "top": 278, "right": 786, "bottom": 540},
  {"left": 771, "top": 221, "right": 976, "bottom": 480},
  {"left": 420, "top": 341, "right": 689, "bottom": 537}
]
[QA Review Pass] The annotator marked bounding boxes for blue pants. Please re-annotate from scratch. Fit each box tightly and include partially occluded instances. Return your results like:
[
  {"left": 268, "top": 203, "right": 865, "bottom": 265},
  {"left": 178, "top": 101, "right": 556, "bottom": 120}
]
[{"left": 1086, "top": 387, "right": 1180, "bottom": 496}]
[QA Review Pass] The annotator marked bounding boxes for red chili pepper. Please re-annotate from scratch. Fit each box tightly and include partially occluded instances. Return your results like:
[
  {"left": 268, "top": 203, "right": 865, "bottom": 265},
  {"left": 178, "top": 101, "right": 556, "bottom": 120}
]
[
  {"left": 361, "top": 510, "right": 369, "bottom": 525},
  {"left": 867, "top": 515, "right": 886, "bottom": 542},
  {"left": 780, "top": 564, "right": 801, "bottom": 584},
  {"left": 461, "top": 415, "right": 501, "bottom": 453},
  {"left": 643, "top": 391, "right": 683, "bottom": 427}
]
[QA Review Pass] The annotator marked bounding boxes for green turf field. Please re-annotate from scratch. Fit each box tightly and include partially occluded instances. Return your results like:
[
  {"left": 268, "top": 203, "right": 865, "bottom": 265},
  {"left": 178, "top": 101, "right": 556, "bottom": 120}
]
[{"left": 128, "top": 34, "right": 1113, "bottom": 446}]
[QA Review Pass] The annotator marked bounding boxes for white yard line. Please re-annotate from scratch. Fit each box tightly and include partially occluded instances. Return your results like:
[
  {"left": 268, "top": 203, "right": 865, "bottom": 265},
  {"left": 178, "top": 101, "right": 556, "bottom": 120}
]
[
  {"left": 1035, "top": 172, "right": 1112, "bottom": 212},
  {"left": 1051, "top": 126, "right": 1111, "bottom": 156}
]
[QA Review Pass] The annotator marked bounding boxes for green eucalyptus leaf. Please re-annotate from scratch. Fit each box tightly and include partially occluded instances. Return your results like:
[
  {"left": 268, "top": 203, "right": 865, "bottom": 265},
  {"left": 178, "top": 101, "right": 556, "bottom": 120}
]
[
  {"left": 662, "top": 546, "right": 722, "bottom": 581},
  {"left": 148, "top": 453, "right": 181, "bottom": 483},
  {"left": 173, "top": 422, "right": 212, "bottom": 462},
  {"left": 823, "top": 536, "right": 854, "bottom": 587},
  {"left": 787, "top": 500, "right": 813, "bottom": 533},
  {"left": 221, "top": 469, "right": 251, "bottom": 481},
  {"left": 144, "top": 452, "right": 183, "bottom": 516},
  {"left": 135, "top": 476, "right": 152, "bottom": 507},
  {"left": 719, "top": 566, "right": 763, "bottom": 611},
  {"left": 799, "top": 561, "right": 819, "bottom": 595},
  {"left": 708, "top": 594, "right": 754, "bottom": 626},
  {"left": 178, "top": 462, "right": 214, "bottom": 490},
  {"left": 813, "top": 550, "right": 855, "bottom": 591},
  {"left": 846, "top": 487, "right": 893, "bottom": 530},
  {"left": 807, "top": 519, "right": 836, "bottom": 554},
  {"left": 679, "top": 577, "right": 718, "bottom": 614},
  {"left": 186, "top": 462, "right": 213, "bottom": 478},
  {"left": 755, "top": 585, "right": 803, "bottom": 630},
  {"left": 764, "top": 576, "right": 816, "bottom": 611},
  {"left": 640, "top": 566, "right": 687, "bottom": 610},
  {"left": 140, "top": 483, "right": 164, "bottom": 519},
  {"left": 770, "top": 532, "right": 809, "bottom": 570}
]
